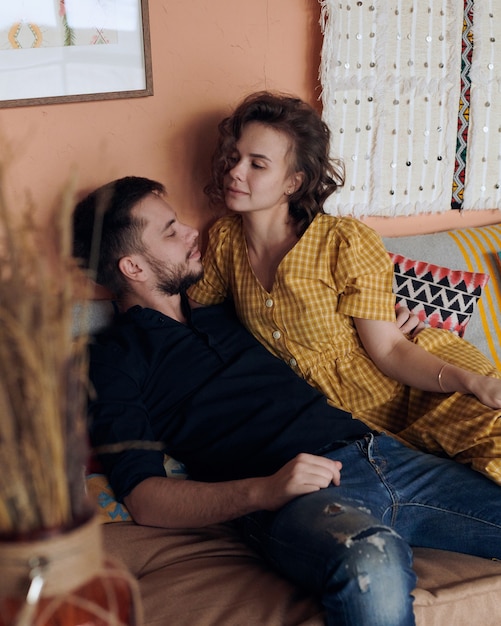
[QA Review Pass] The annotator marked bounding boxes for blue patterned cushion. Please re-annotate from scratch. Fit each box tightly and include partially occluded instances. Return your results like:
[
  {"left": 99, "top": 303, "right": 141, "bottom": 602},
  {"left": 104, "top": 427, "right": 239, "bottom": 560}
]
[{"left": 86, "top": 455, "right": 187, "bottom": 524}]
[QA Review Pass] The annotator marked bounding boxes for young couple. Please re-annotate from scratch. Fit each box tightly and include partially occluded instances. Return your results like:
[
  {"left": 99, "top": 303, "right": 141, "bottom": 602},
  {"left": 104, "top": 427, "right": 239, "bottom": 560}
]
[{"left": 73, "top": 91, "right": 501, "bottom": 626}]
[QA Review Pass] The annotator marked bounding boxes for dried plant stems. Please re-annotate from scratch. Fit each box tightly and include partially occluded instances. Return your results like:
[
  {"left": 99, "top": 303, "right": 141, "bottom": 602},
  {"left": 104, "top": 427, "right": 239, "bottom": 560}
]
[{"left": 0, "top": 162, "right": 91, "bottom": 535}]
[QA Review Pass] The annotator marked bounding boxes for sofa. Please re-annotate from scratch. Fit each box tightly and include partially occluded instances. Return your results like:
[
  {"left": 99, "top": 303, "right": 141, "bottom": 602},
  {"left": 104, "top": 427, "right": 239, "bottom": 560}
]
[{"left": 84, "top": 221, "right": 501, "bottom": 626}]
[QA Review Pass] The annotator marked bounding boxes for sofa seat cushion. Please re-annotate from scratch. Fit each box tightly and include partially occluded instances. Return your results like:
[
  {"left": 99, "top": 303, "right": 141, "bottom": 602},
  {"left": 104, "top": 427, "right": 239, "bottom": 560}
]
[
  {"left": 102, "top": 521, "right": 324, "bottom": 626},
  {"left": 413, "top": 547, "right": 501, "bottom": 626},
  {"left": 102, "top": 521, "right": 501, "bottom": 626}
]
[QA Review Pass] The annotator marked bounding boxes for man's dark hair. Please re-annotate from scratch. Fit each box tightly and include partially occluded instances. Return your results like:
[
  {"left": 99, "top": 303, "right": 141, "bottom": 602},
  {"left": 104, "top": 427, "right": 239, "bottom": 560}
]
[{"left": 72, "top": 176, "right": 165, "bottom": 297}]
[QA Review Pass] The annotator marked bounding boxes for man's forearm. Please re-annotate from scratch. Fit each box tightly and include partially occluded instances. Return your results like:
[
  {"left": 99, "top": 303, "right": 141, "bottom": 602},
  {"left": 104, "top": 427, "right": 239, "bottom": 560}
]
[
  {"left": 123, "top": 453, "right": 344, "bottom": 529},
  {"left": 124, "top": 475, "right": 265, "bottom": 528}
]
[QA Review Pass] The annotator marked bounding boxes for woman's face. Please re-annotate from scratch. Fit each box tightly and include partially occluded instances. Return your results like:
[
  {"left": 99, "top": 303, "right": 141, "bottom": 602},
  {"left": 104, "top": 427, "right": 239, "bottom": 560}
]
[{"left": 223, "top": 122, "right": 301, "bottom": 216}]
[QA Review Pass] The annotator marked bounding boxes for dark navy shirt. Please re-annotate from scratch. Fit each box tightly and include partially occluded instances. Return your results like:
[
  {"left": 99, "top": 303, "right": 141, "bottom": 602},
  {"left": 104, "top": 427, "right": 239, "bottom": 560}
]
[{"left": 88, "top": 299, "right": 369, "bottom": 501}]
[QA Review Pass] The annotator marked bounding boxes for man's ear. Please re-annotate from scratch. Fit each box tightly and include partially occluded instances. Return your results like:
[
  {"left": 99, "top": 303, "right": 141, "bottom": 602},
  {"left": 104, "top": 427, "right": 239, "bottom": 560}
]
[{"left": 118, "top": 255, "right": 147, "bottom": 283}]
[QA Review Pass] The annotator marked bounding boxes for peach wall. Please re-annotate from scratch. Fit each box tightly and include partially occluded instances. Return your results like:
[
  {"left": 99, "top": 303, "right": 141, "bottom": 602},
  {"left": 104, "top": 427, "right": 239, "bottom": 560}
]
[
  {"left": 0, "top": 0, "right": 499, "bottom": 237},
  {"left": 0, "top": 0, "right": 322, "bottom": 234}
]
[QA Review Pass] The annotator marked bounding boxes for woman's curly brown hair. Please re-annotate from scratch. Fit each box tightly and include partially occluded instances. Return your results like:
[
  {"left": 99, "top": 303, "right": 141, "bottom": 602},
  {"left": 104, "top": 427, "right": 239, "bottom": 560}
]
[{"left": 205, "top": 91, "right": 344, "bottom": 235}]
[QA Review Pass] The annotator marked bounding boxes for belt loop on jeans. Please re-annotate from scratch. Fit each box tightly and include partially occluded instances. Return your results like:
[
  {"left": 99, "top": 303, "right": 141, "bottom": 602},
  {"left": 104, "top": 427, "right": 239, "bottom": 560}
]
[{"left": 362, "top": 431, "right": 377, "bottom": 454}]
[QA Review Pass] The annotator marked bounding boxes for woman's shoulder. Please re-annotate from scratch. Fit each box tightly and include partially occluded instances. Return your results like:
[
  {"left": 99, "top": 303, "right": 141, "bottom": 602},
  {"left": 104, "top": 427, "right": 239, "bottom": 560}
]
[
  {"left": 203, "top": 215, "right": 248, "bottom": 270},
  {"left": 208, "top": 214, "right": 243, "bottom": 237},
  {"left": 312, "top": 214, "right": 379, "bottom": 241}
]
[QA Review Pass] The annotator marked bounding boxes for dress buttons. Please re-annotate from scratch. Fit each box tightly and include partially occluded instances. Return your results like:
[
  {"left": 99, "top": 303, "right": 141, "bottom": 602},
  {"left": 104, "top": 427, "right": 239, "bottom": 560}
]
[
  {"left": 272, "top": 330, "right": 281, "bottom": 340},
  {"left": 265, "top": 298, "right": 274, "bottom": 308},
  {"left": 289, "top": 358, "right": 297, "bottom": 367}
]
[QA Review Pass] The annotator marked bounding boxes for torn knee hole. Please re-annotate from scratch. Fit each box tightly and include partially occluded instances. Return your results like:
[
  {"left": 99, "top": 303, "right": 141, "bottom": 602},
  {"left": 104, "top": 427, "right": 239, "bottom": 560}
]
[
  {"left": 323, "top": 503, "right": 344, "bottom": 515},
  {"left": 330, "top": 526, "right": 395, "bottom": 550}
]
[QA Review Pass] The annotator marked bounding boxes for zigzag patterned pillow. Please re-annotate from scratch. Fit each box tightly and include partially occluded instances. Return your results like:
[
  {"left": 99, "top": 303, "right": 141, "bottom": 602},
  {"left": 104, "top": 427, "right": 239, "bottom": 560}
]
[{"left": 389, "top": 253, "right": 489, "bottom": 337}]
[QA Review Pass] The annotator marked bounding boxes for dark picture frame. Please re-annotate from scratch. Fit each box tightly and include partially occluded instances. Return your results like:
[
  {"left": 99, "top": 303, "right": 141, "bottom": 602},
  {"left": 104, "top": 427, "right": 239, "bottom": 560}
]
[{"left": 0, "top": 0, "right": 153, "bottom": 108}]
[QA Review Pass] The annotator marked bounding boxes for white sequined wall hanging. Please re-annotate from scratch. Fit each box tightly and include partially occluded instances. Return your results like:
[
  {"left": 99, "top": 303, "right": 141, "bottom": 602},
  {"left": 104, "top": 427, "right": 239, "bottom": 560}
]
[{"left": 319, "top": 0, "right": 471, "bottom": 217}]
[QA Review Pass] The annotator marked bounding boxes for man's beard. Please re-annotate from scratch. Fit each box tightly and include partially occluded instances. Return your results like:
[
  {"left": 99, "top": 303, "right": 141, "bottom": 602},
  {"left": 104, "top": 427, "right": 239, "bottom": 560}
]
[{"left": 145, "top": 253, "right": 203, "bottom": 295}]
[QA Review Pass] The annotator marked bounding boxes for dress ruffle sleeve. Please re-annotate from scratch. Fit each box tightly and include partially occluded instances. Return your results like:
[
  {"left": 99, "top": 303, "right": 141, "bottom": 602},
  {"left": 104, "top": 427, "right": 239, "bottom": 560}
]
[{"left": 333, "top": 218, "right": 396, "bottom": 322}]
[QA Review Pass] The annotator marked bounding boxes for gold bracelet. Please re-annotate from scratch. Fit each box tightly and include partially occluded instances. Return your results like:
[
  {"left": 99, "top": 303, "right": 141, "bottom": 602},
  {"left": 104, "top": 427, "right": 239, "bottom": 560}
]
[{"left": 437, "top": 364, "right": 448, "bottom": 392}]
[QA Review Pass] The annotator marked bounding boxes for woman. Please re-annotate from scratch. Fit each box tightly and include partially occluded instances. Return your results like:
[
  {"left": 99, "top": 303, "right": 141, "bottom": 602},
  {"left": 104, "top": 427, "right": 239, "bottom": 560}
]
[{"left": 188, "top": 91, "right": 501, "bottom": 483}]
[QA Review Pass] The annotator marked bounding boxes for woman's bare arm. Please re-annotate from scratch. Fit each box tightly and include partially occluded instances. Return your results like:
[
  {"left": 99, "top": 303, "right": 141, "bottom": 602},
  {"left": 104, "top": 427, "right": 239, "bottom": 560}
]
[{"left": 354, "top": 317, "right": 501, "bottom": 408}]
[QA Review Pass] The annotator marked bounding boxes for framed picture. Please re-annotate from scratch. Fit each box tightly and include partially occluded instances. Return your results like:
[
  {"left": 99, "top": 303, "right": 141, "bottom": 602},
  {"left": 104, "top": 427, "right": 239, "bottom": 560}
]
[{"left": 0, "top": 0, "right": 152, "bottom": 108}]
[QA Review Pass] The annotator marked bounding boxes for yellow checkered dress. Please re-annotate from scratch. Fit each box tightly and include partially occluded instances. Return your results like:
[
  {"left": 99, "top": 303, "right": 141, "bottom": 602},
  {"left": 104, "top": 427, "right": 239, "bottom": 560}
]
[{"left": 188, "top": 214, "right": 501, "bottom": 484}]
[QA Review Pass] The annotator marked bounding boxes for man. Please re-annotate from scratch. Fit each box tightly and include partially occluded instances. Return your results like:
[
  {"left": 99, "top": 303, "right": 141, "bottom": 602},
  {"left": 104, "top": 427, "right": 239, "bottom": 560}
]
[{"left": 73, "top": 176, "right": 501, "bottom": 626}]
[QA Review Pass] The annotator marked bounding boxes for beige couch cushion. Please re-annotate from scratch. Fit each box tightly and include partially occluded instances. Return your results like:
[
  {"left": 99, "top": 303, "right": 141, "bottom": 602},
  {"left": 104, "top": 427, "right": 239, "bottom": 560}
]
[
  {"left": 413, "top": 547, "right": 501, "bottom": 626},
  {"left": 102, "top": 521, "right": 501, "bottom": 626},
  {"left": 102, "top": 522, "right": 323, "bottom": 626}
]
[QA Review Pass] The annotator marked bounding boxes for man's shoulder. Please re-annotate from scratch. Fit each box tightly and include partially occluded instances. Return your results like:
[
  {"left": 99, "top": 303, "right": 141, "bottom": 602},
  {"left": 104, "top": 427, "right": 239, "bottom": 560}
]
[
  {"left": 89, "top": 307, "right": 157, "bottom": 358},
  {"left": 88, "top": 307, "right": 171, "bottom": 388},
  {"left": 191, "top": 299, "right": 242, "bottom": 330},
  {"left": 191, "top": 300, "right": 260, "bottom": 345}
]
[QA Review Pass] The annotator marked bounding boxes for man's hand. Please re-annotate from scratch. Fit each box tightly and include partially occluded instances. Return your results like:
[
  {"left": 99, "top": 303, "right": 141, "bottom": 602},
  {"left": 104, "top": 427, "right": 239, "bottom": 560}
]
[
  {"left": 395, "top": 305, "right": 425, "bottom": 338},
  {"left": 256, "top": 453, "right": 342, "bottom": 512}
]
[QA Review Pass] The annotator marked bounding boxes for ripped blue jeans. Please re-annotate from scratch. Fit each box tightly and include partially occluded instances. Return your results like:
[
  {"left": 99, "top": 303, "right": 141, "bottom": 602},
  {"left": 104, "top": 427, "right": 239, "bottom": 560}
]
[{"left": 240, "top": 433, "right": 501, "bottom": 626}]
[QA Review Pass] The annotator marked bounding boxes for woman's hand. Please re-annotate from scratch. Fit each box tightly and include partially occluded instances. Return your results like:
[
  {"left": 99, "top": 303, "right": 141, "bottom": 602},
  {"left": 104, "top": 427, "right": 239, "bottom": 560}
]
[
  {"left": 395, "top": 306, "right": 425, "bottom": 338},
  {"left": 442, "top": 365, "right": 501, "bottom": 409}
]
